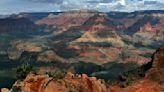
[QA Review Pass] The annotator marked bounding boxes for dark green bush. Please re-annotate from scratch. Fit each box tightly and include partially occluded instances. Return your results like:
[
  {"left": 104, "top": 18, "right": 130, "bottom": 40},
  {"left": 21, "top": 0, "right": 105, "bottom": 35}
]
[
  {"left": 16, "top": 63, "right": 35, "bottom": 80},
  {"left": 47, "top": 70, "right": 66, "bottom": 80},
  {"left": 12, "top": 85, "right": 21, "bottom": 92},
  {"left": 56, "top": 48, "right": 79, "bottom": 59},
  {"left": 79, "top": 42, "right": 112, "bottom": 47}
]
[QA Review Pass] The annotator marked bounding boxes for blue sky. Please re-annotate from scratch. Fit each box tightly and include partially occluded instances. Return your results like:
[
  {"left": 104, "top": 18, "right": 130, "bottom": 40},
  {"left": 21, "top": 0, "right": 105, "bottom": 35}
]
[{"left": 0, "top": 0, "right": 164, "bottom": 14}]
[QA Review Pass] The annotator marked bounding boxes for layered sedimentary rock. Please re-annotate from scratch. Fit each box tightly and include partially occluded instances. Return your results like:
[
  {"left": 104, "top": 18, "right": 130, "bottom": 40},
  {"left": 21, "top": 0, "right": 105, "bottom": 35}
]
[
  {"left": 145, "top": 47, "right": 164, "bottom": 83},
  {"left": 110, "top": 47, "right": 164, "bottom": 92},
  {"left": 0, "top": 17, "right": 38, "bottom": 33},
  {"left": 37, "top": 50, "right": 66, "bottom": 62},
  {"left": 36, "top": 10, "right": 97, "bottom": 31},
  {"left": 12, "top": 73, "right": 110, "bottom": 92},
  {"left": 110, "top": 79, "right": 163, "bottom": 92},
  {"left": 13, "top": 48, "right": 164, "bottom": 92},
  {"left": 11, "top": 47, "right": 164, "bottom": 92}
]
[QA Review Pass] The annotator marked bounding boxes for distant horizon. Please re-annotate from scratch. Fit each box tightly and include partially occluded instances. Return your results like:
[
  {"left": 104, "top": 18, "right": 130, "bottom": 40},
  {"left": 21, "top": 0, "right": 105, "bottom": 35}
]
[
  {"left": 0, "top": 0, "right": 164, "bottom": 15},
  {"left": 1, "top": 9, "right": 164, "bottom": 16}
]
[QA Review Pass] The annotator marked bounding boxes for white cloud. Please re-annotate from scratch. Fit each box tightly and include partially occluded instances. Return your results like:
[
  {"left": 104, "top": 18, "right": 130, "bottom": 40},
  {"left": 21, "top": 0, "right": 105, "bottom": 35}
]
[{"left": 0, "top": 0, "right": 164, "bottom": 14}]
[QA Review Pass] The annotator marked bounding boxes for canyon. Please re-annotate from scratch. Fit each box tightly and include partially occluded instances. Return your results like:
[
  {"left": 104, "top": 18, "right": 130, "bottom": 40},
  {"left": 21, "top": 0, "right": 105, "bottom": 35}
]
[
  {"left": 3, "top": 47, "right": 163, "bottom": 92},
  {"left": 0, "top": 10, "right": 163, "bottom": 91}
]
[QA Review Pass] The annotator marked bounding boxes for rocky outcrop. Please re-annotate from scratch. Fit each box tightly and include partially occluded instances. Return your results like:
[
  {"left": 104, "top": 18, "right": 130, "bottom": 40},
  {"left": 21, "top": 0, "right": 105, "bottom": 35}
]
[
  {"left": 125, "top": 15, "right": 159, "bottom": 35},
  {"left": 139, "top": 22, "right": 157, "bottom": 33},
  {"left": 10, "top": 47, "right": 164, "bottom": 92},
  {"left": 13, "top": 73, "right": 110, "bottom": 92},
  {"left": 124, "top": 56, "right": 151, "bottom": 65},
  {"left": 1, "top": 88, "right": 10, "bottom": 92},
  {"left": 0, "top": 17, "right": 38, "bottom": 33},
  {"left": 109, "top": 47, "right": 164, "bottom": 92},
  {"left": 71, "top": 30, "right": 125, "bottom": 48},
  {"left": 11, "top": 40, "right": 49, "bottom": 53},
  {"left": 152, "top": 47, "right": 164, "bottom": 68},
  {"left": 15, "top": 42, "right": 44, "bottom": 53},
  {"left": 120, "top": 47, "right": 164, "bottom": 92},
  {"left": 111, "top": 79, "right": 163, "bottom": 92},
  {"left": 37, "top": 50, "right": 66, "bottom": 63},
  {"left": 36, "top": 10, "right": 96, "bottom": 31},
  {"left": 145, "top": 47, "right": 164, "bottom": 83}
]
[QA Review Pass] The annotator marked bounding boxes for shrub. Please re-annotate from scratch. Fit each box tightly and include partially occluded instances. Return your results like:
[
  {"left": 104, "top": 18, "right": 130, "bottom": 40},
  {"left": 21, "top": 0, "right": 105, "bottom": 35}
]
[
  {"left": 16, "top": 63, "right": 35, "bottom": 80},
  {"left": 47, "top": 70, "right": 66, "bottom": 80},
  {"left": 79, "top": 42, "right": 112, "bottom": 47},
  {"left": 12, "top": 86, "right": 21, "bottom": 92},
  {"left": 56, "top": 48, "right": 79, "bottom": 59}
]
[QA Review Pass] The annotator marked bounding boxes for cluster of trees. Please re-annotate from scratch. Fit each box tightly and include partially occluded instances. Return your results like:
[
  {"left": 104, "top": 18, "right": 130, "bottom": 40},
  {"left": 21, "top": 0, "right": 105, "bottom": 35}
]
[
  {"left": 16, "top": 63, "right": 35, "bottom": 80},
  {"left": 47, "top": 69, "right": 66, "bottom": 80}
]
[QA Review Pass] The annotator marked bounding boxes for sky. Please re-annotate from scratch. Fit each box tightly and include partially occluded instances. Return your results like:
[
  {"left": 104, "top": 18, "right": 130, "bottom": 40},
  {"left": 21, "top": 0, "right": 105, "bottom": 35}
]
[{"left": 0, "top": 0, "right": 164, "bottom": 14}]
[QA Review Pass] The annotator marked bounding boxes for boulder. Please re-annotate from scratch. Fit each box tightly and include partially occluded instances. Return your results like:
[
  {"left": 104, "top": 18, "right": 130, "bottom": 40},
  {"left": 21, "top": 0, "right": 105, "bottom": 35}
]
[{"left": 1, "top": 88, "right": 10, "bottom": 92}]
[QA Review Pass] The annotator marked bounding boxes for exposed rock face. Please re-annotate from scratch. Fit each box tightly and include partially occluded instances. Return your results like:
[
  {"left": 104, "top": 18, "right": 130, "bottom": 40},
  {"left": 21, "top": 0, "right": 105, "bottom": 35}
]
[
  {"left": 152, "top": 47, "right": 164, "bottom": 68},
  {"left": 1, "top": 10, "right": 164, "bottom": 91},
  {"left": 139, "top": 22, "right": 157, "bottom": 33},
  {"left": 128, "top": 47, "right": 164, "bottom": 92},
  {"left": 66, "top": 14, "right": 129, "bottom": 64},
  {"left": 110, "top": 47, "right": 164, "bottom": 92},
  {"left": 1, "top": 88, "right": 10, "bottom": 92},
  {"left": 78, "top": 47, "right": 121, "bottom": 64},
  {"left": 125, "top": 15, "right": 159, "bottom": 35},
  {"left": 36, "top": 10, "right": 96, "bottom": 31},
  {"left": 111, "top": 79, "right": 163, "bottom": 92},
  {"left": 11, "top": 40, "right": 49, "bottom": 53},
  {"left": 0, "top": 17, "right": 38, "bottom": 33},
  {"left": 82, "top": 14, "right": 116, "bottom": 31},
  {"left": 145, "top": 47, "right": 164, "bottom": 83},
  {"left": 110, "top": 80, "right": 162, "bottom": 92},
  {"left": 124, "top": 56, "right": 151, "bottom": 65},
  {"left": 37, "top": 50, "right": 66, "bottom": 62},
  {"left": 11, "top": 47, "right": 164, "bottom": 92},
  {"left": 15, "top": 42, "right": 44, "bottom": 52},
  {"left": 13, "top": 73, "right": 110, "bottom": 92},
  {"left": 71, "top": 30, "right": 125, "bottom": 48}
]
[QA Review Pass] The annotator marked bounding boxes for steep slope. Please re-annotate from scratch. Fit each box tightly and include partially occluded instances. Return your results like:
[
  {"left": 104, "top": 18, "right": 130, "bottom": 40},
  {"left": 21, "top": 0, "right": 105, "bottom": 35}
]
[
  {"left": 67, "top": 14, "right": 126, "bottom": 64},
  {"left": 124, "top": 15, "right": 159, "bottom": 35},
  {"left": 121, "top": 47, "right": 164, "bottom": 92},
  {"left": 70, "top": 14, "right": 125, "bottom": 47},
  {"left": 82, "top": 13, "right": 117, "bottom": 31},
  {"left": 0, "top": 17, "right": 39, "bottom": 33},
  {"left": 9, "top": 47, "right": 164, "bottom": 92},
  {"left": 72, "top": 30, "right": 125, "bottom": 47},
  {"left": 36, "top": 10, "right": 97, "bottom": 31},
  {"left": 49, "top": 13, "right": 122, "bottom": 45}
]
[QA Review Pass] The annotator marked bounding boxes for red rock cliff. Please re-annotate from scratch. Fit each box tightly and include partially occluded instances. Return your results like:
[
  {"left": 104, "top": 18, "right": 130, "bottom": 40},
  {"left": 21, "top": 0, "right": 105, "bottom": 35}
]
[{"left": 12, "top": 47, "right": 164, "bottom": 92}]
